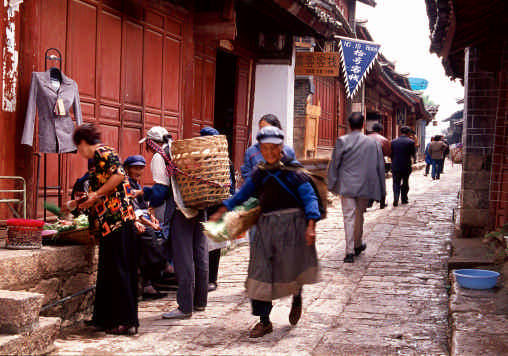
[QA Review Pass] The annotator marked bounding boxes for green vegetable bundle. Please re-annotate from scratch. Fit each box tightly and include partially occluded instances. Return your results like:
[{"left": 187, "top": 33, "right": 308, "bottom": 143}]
[{"left": 203, "top": 198, "right": 260, "bottom": 242}]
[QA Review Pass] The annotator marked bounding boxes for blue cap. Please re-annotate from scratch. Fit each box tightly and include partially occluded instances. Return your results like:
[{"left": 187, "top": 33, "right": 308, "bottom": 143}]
[
  {"left": 200, "top": 126, "right": 220, "bottom": 136},
  {"left": 256, "top": 126, "right": 284, "bottom": 145},
  {"left": 124, "top": 155, "right": 146, "bottom": 167}
]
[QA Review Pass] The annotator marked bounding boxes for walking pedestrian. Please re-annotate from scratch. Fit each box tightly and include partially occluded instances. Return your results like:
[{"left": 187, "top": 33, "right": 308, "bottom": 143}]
[
  {"left": 390, "top": 126, "right": 416, "bottom": 206},
  {"left": 368, "top": 123, "right": 391, "bottom": 208},
  {"left": 240, "top": 114, "right": 296, "bottom": 179},
  {"left": 424, "top": 137, "right": 433, "bottom": 176},
  {"left": 71, "top": 123, "right": 139, "bottom": 335},
  {"left": 428, "top": 135, "right": 448, "bottom": 180},
  {"left": 211, "top": 126, "right": 321, "bottom": 338},
  {"left": 328, "top": 113, "right": 386, "bottom": 263},
  {"left": 199, "top": 126, "right": 236, "bottom": 292}
]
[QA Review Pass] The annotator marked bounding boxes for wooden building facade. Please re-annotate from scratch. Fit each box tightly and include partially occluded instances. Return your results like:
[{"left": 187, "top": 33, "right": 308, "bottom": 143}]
[{"left": 0, "top": 0, "right": 356, "bottom": 219}]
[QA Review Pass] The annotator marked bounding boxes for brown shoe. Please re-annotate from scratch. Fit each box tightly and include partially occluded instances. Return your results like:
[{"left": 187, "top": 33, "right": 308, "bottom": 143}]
[
  {"left": 289, "top": 298, "right": 302, "bottom": 325},
  {"left": 249, "top": 322, "right": 273, "bottom": 338}
]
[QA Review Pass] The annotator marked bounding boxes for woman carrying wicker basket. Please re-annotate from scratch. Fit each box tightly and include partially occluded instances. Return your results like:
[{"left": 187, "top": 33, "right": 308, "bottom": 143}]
[{"left": 211, "top": 126, "right": 321, "bottom": 338}]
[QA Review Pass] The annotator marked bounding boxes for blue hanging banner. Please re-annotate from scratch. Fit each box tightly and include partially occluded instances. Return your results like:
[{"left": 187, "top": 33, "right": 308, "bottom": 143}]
[
  {"left": 408, "top": 77, "right": 429, "bottom": 91},
  {"left": 337, "top": 37, "right": 380, "bottom": 98}
]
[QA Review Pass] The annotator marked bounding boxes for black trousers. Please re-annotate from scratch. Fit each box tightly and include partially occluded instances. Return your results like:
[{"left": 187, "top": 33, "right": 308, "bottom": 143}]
[
  {"left": 251, "top": 288, "right": 302, "bottom": 317},
  {"left": 170, "top": 210, "right": 208, "bottom": 314},
  {"left": 92, "top": 222, "right": 139, "bottom": 329},
  {"left": 392, "top": 171, "right": 410, "bottom": 203},
  {"left": 209, "top": 249, "right": 221, "bottom": 284}
]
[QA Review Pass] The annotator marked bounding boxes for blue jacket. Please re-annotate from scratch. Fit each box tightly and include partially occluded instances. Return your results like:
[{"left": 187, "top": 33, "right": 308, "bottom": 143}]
[
  {"left": 224, "top": 160, "right": 320, "bottom": 221},
  {"left": 240, "top": 143, "right": 296, "bottom": 179},
  {"left": 424, "top": 143, "right": 432, "bottom": 165}
]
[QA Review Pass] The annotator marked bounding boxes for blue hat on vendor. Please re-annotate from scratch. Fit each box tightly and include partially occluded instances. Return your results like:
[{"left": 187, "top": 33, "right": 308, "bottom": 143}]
[
  {"left": 200, "top": 126, "right": 220, "bottom": 136},
  {"left": 256, "top": 126, "right": 284, "bottom": 145},
  {"left": 124, "top": 155, "right": 146, "bottom": 167}
]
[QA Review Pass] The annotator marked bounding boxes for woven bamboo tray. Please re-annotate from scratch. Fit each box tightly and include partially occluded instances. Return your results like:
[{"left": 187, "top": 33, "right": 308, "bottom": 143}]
[
  {"left": 171, "top": 135, "right": 230, "bottom": 209},
  {"left": 43, "top": 228, "right": 96, "bottom": 246}
]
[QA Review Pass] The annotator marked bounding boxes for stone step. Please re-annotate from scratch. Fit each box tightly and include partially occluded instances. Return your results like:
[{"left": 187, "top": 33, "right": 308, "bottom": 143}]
[
  {"left": 0, "top": 290, "right": 44, "bottom": 334},
  {"left": 0, "top": 317, "right": 61, "bottom": 355}
]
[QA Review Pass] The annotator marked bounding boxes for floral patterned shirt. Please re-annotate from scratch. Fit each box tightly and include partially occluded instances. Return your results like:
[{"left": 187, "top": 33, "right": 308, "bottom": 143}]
[{"left": 88, "top": 146, "right": 135, "bottom": 237}]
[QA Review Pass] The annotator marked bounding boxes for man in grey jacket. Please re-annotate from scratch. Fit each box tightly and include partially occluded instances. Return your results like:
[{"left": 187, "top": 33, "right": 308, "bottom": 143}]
[{"left": 327, "top": 113, "right": 386, "bottom": 263}]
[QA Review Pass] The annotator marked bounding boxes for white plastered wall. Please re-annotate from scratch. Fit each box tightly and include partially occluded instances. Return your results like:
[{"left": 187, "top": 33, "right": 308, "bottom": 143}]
[{"left": 251, "top": 44, "right": 295, "bottom": 147}]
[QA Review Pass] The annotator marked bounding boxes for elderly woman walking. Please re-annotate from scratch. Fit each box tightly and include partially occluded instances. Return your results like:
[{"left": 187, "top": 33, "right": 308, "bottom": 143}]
[
  {"left": 211, "top": 126, "right": 321, "bottom": 338},
  {"left": 70, "top": 123, "right": 138, "bottom": 335}
]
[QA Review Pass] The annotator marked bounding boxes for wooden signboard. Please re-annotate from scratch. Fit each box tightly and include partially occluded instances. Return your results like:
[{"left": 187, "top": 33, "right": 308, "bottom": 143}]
[
  {"left": 295, "top": 52, "right": 340, "bottom": 77},
  {"left": 305, "top": 101, "right": 321, "bottom": 158}
]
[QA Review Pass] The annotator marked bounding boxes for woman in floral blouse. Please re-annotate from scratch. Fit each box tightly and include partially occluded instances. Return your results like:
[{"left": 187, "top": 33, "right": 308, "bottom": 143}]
[{"left": 71, "top": 124, "right": 138, "bottom": 335}]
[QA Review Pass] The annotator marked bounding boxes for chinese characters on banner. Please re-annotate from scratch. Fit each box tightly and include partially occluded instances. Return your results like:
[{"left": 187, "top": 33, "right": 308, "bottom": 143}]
[
  {"left": 295, "top": 52, "right": 340, "bottom": 77},
  {"left": 338, "top": 38, "right": 380, "bottom": 98}
]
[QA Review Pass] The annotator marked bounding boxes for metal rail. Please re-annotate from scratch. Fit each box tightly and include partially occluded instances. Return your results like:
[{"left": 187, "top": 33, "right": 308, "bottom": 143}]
[{"left": 0, "top": 176, "right": 26, "bottom": 223}]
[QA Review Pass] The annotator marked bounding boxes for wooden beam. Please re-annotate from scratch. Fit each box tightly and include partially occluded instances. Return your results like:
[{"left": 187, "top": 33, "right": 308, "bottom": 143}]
[
  {"left": 194, "top": 11, "right": 236, "bottom": 41},
  {"left": 222, "top": 0, "right": 235, "bottom": 20}
]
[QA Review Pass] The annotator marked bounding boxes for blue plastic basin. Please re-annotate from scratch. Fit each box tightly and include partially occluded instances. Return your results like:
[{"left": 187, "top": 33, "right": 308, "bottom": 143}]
[{"left": 453, "top": 269, "right": 500, "bottom": 290}]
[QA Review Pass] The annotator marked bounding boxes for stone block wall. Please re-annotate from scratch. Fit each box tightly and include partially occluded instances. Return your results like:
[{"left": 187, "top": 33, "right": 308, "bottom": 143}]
[
  {"left": 293, "top": 78, "right": 312, "bottom": 159},
  {"left": 460, "top": 46, "right": 505, "bottom": 236},
  {"left": 0, "top": 246, "right": 97, "bottom": 323},
  {"left": 488, "top": 40, "right": 508, "bottom": 229}
]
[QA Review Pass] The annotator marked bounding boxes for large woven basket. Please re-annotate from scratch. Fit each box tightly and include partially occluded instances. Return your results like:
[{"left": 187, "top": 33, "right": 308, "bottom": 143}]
[{"left": 171, "top": 135, "right": 231, "bottom": 209}]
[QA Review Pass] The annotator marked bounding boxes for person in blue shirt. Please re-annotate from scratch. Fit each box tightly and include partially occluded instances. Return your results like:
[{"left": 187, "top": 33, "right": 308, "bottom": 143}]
[
  {"left": 211, "top": 126, "right": 320, "bottom": 338},
  {"left": 424, "top": 137, "right": 433, "bottom": 176},
  {"left": 240, "top": 114, "right": 296, "bottom": 179}
]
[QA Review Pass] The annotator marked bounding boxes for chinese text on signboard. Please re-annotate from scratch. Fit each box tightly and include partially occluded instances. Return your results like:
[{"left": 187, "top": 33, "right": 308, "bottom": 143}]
[
  {"left": 295, "top": 52, "right": 340, "bottom": 77},
  {"left": 338, "top": 39, "right": 380, "bottom": 98}
]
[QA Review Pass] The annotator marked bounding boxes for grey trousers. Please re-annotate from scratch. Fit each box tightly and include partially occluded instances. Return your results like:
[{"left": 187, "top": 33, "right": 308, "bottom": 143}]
[
  {"left": 340, "top": 196, "right": 369, "bottom": 255},
  {"left": 170, "top": 210, "right": 208, "bottom": 314}
]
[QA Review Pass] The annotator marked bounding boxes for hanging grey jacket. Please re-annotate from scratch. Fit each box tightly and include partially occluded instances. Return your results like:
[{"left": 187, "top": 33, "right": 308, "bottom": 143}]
[
  {"left": 21, "top": 70, "right": 83, "bottom": 153},
  {"left": 327, "top": 131, "right": 386, "bottom": 201}
]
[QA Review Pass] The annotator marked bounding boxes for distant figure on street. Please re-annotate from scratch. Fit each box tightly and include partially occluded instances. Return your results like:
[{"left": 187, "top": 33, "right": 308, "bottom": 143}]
[
  {"left": 424, "top": 137, "right": 434, "bottom": 176},
  {"left": 428, "top": 135, "right": 448, "bottom": 180},
  {"left": 390, "top": 126, "right": 416, "bottom": 206},
  {"left": 368, "top": 123, "right": 391, "bottom": 208},
  {"left": 328, "top": 113, "right": 386, "bottom": 263}
]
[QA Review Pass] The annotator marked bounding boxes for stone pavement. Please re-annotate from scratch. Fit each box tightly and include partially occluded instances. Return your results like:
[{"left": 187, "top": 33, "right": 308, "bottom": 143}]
[{"left": 53, "top": 163, "right": 461, "bottom": 355}]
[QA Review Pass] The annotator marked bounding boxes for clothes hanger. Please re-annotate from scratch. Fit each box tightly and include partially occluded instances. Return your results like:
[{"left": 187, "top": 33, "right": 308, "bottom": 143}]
[{"left": 45, "top": 48, "right": 63, "bottom": 83}]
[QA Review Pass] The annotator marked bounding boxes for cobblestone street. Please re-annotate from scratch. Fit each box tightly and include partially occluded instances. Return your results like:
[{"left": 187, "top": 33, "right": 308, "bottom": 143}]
[{"left": 53, "top": 163, "right": 460, "bottom": 355}]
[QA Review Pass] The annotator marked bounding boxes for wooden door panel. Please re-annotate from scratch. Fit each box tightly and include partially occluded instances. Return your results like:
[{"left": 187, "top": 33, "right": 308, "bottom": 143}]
[
  {"left": 99, "top": 105, "right": 120, "bottom": 123},
  {"left": 120, "top": 127, "right": 142, "bottom": 160},
  {"left": 144, "top": 29, "right": 163, "bottom": 110},
  {"left": 100, "top": 11, "right": 122, "bottom": 102},
  {"left": 40, "top": 0, "right": 67, "bottom": 63},
  {"left": 233, "top": 58, "right": 251, "bottom": 168},
  {"left": 100, "top": 124, "right": 119, "bottom": 151},
  {"left": 202, "top": 60, "right": 216, "bottom": 126},
  {"left": 66, "top": 154, "right": 89, "bottom": 196},
  {"left": 193, "top": 57, "right": 203, "bottom": 121},
  {"left": 315, "top": 77, "right": 337, "bottom": 147},
  {"left": 164, "top": 36, "right": 181, "bottom": 113},
  {"left": 68, "top": 0, "right": 97, "bottom": 98},
  {"left": 124, "top": 21, "right": 143, "bottom": 106}
]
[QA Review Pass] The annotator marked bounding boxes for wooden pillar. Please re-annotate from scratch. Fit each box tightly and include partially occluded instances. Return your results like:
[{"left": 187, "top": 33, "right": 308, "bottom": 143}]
[
  {"left": 182, "top": 13, "right": 195, "bottom": 138},
  {"left": 16, "top": 0, "right": 41, "bottom": 218}
]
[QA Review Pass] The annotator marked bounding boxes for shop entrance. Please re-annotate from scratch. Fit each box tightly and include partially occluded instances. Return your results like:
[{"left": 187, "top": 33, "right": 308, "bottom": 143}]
[{"left": 213, "top": 51, "right": 237, "bottom": 159}]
